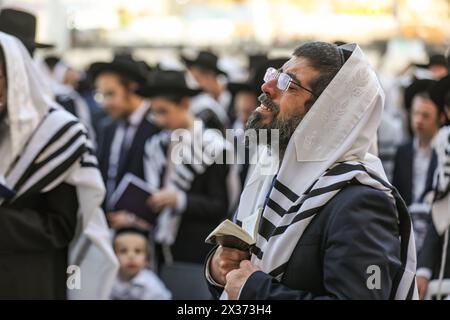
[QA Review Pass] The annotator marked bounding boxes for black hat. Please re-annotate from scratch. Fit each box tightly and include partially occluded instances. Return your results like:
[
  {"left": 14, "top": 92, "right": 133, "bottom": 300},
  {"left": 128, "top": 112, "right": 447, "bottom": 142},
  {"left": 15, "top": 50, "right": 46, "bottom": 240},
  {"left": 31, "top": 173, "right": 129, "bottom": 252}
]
[
  {"left": 228, "top": 57, "right": 288, "bottom": 96},
  {"left": 429, "top": 75, "right": 450, "bottom": 112},
  {"left": 248, "top": 54, "right": 268, "bottom": 74},
  {"left": 113, "top": 226, "right": 149, "bottom": 241},
  {"left": 44, "top": 55, "right": 61, "bottom": 70},
  {"left": 181, "top": 51, "right": 227, "bottom": 76},
  {"left": 0, "top": 8, "right": 54, "bottom": 51},
  {"left": 404, "top": 78, "right": 436, "bottom": 111},
  {"left": 415, "top": 54, "right": 448, "bottom": 69},
  {"left": 136, "top": 70, "right": 201, "bottom": 98},
  {"left": 89, "top": 55, "right": 148, "bottom": 84}
]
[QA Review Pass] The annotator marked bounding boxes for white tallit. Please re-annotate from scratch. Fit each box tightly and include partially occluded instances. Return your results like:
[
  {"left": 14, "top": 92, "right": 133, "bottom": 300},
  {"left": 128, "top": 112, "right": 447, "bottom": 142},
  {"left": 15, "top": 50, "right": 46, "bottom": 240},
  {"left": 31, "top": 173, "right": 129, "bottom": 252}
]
[
  {"left": 431, "top": 126, "right": 450, "bottom": 236},
  {"left": 233, "top": 44, "right": 418, "bottom": 300},
  {"left": 145, "top": 121, "right": 232, "bottom": 250},
  {"left": 0, "top": 32, "right": 118, "bottom": 299}
]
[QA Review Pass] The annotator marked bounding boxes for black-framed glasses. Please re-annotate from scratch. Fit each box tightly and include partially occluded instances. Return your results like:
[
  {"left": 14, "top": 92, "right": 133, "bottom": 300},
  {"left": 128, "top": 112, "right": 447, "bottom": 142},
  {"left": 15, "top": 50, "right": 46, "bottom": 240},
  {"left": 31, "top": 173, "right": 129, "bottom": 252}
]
[{"left": 263, "top": 67, "right": 315, "bottom": 96}]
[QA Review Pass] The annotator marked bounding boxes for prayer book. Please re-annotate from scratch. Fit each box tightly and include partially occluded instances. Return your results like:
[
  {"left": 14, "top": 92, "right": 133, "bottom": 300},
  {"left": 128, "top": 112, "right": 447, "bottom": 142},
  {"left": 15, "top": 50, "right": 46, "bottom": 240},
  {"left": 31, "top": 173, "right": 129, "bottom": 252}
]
[
  {"left": 109, "top": 173, "right": 156, "bottom": 224},
  {"left": 205, "top": 219, "right": 258, "bottom": 252}
]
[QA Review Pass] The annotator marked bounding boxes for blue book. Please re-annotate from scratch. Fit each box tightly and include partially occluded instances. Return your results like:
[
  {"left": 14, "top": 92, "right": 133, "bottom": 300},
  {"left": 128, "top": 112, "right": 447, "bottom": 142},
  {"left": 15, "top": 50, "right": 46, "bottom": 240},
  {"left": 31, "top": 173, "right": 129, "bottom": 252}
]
[{"left": 109, "top": 173, "right": 157, "bottom": 225}]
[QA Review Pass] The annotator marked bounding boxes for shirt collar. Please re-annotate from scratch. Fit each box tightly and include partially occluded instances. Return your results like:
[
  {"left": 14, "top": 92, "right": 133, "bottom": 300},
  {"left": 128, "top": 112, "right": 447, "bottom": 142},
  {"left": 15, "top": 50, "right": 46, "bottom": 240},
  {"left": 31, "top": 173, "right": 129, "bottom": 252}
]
[
  {"left": 413, "top": 136, "right": 436, "bottom": 153},
  {"left": 127, "top": 100, "right": 150, "bottom": 126}
]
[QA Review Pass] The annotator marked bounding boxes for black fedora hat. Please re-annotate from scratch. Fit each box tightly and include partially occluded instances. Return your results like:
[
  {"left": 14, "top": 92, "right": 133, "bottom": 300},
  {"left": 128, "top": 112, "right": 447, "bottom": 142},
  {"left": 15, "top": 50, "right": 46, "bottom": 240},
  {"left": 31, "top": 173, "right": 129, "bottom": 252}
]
[
  {"left": 415, "top": 54, "right": 448, "bottom": 69},
  {"left": 181, "top": 51, "right": 227, "bottom": 76},
  {"left": 89, "top": 54, "right": 148, "bottom": 84},
  {"left": 136, "top": 70, "right": 201, "bottom": 98},
  {"left": 0, "top": 8, "right": 53, "bottom": 50},
  {"left": 404, "top": 78, "right": 436, "bottom": 111},
  {"left": 429, "top": 75, "right": 450, "bottom": 112}
]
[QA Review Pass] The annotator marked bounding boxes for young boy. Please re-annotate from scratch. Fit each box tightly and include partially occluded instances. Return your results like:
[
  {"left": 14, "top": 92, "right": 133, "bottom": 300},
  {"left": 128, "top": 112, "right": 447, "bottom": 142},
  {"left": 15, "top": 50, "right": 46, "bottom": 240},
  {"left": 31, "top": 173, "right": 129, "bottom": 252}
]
[{"left": 110, "top": 226, "right": 171, "bottom": 300}]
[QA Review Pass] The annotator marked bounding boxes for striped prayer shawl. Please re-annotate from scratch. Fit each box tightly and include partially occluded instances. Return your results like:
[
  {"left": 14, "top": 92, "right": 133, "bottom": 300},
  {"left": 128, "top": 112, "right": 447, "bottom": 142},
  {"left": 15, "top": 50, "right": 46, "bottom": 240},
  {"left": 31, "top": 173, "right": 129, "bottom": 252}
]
[
  {"left": 236, "top": 161, "right": 418, "bottom": 300},
  {"left": 145, "top": 125, "right": 229, "bottom": 247},
  {"left": 0, "top": 107, "right": 118, "bottom": 299},
  {"left": 2, "top": 107, "right": 96, "bottom": 202}
]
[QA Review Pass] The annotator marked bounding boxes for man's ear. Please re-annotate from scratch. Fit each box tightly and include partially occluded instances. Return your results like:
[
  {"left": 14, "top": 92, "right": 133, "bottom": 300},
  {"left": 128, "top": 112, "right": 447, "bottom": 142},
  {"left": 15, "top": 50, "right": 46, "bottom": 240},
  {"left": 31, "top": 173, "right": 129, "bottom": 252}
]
[
  {"left": 439, "top": 111, "right": 447, "bottom": 127},
  {"left": 180, "top": 97, "right": 190, "bottom": 111},
  {"left": 445, "top": 105, "right": 450, "bottom": 124},
  {"left": 127, "top": 81, "right": 139, "bottom": 92}
]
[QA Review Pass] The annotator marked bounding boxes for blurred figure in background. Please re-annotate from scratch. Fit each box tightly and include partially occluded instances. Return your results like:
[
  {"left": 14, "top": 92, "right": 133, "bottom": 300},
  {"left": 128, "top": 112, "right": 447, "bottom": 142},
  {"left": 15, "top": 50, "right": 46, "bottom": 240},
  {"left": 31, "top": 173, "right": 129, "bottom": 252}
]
[
  {"left": 393, "top": 79, "right": 440, "bottom": 251},
  {"left": 393, "top": 80, "right": 439, "bottom": 206},
  {"left": 91, "top": 55, "right": 160, "bottom": 228},
  {"left": 182, "top": 51, "right": 232, "bottom": 127},
  {"left": 138, "top": 70, "right": 230, "bottom": 265},
  {"left": 0, "top": 32, "right": 117, "bottom": 299},
  {"left": 0, "top": 8, "right": 98, "bottom": 143},
  {"left": 417, "top": 76, "right": 450, "bottom": 300},
  {"left": 110, "top": 227, "right": 171, "bottom": 300},
  {"left": 43, "top": 55, "right": 96, "bottom": 142},
  {"left": 415, "top": 54, "right": 449, "bottom": 81}
]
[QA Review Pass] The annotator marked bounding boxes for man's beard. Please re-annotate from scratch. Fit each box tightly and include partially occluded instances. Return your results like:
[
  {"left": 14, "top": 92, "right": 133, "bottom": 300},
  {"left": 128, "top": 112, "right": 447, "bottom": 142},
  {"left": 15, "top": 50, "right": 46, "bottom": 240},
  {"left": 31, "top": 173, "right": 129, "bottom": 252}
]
[{"left": 245, "top": 93, "right": 303, "bottom": 154}]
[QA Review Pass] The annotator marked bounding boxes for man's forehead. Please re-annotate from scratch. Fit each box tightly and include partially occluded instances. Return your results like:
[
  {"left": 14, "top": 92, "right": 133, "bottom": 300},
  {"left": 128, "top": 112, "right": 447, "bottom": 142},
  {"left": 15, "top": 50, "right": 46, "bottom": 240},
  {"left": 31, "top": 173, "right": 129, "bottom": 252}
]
[{"left": 281, "top": 56, "right": 319, "bottom": 82}]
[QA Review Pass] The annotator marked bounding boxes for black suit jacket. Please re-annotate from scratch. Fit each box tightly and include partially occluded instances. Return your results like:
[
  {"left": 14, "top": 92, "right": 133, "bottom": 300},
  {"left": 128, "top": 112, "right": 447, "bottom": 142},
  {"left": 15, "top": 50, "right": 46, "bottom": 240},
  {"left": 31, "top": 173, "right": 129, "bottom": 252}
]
[
  {"left": 208, "top": 184, "right": 405, "bottom": 300},
  {"left": 392, "top": 140, "right": 437, "bottom": 206},
  {"left": 169, "top": 162, "right": 230, "bottom": 264},
  {"left": 96, "top": 113, "right": 160, "bottom": 196},
  {"left": 0, "top": 183, "right": 78, "bottom": 299},
  {"left": 418, "top": 222, "right": 450, "bottom": 279}
]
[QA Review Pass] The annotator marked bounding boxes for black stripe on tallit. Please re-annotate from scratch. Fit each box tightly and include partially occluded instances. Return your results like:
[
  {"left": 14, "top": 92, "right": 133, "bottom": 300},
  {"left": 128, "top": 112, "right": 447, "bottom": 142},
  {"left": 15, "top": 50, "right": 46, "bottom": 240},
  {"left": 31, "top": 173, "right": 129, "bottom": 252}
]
[
  {"left": 268, "top": 262, "right": 288, "bottom": 278},
  {"left": 14, "top": 131, "right": 85, "bottom": 192},
  {"left": 172, "top": 179, "right": 189, "bottom": 192},
  {"left": 266, "top": 180, "right": 352, "bottom": 218},
  {"left": 80, "top": 161, "right": 98, "bottom": 168},
  {"left": 250, "top": 245, "right": 263, "bottom": 260},
  {"left": 274, "top": 179, "right": 299, "bottom": 202},
  {"left": 406, "top": 278, "right": 416, "bottom": 300},
  {"left": 300, "top": 180, "right": 353, "bottom": 203},
  {"left": 324, "top": 162, "right": 366, "bottom": 176},
  {"left": 15, "top": 144, "right": 86, "bottom": 201},
  {"left": 13, "top": 120, "right": 80, "bottom": 191},
  {"left": 258, "top": 202, "right": 327, "bottom": 241}
]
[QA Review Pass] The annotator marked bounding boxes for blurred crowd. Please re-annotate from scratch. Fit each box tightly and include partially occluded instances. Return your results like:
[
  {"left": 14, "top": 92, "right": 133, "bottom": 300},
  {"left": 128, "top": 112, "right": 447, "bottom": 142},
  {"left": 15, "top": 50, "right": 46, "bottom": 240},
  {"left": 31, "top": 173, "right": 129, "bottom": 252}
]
[{"left": 0, "top": 8, "right": 450, "bottom": 300}]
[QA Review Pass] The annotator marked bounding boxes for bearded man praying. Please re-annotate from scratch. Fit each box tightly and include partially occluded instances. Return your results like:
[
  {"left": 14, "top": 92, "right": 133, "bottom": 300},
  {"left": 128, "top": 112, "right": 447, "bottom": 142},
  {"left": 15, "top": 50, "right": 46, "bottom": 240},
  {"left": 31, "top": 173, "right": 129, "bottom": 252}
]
[{"left": 205, "top": 42, "right": 418, "bottom": 300}]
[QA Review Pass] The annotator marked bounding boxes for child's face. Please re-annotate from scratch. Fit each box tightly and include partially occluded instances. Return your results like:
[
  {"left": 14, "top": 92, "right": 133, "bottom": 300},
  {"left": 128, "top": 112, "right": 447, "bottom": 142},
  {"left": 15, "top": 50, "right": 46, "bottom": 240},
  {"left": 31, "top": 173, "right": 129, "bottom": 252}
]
[{"left": 114, "top": 233, "right": 148, "bottom": 280}]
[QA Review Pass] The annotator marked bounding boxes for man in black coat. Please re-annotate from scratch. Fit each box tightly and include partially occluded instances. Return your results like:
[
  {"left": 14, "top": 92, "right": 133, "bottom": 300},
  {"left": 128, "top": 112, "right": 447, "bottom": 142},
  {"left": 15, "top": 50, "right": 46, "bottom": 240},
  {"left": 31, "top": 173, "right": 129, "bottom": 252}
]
[
  {"left": 138, "top": 70, "right": 230, "bottom": 264},
  {"left": 393, "top": 81, "right": 440, "bottom": 207},
  {"left": 205, "top": 42, "right": 417, "bottom": 300},
  {"left": 209, "top": 185, "right": 403, "bottom": 299},
  {"left": 0, "top": 32, "right": 117, "bottom": 299},
  {"left": 90, "top": 56, "right": 160, "bottom": 227}
]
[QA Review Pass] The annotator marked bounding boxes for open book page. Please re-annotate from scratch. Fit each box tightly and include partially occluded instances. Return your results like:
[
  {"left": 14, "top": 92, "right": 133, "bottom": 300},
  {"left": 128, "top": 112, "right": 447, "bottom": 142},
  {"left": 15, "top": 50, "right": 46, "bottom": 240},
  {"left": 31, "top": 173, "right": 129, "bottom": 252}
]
[{"left": 205, "top": 219, "right": 256, "bottom": 251}]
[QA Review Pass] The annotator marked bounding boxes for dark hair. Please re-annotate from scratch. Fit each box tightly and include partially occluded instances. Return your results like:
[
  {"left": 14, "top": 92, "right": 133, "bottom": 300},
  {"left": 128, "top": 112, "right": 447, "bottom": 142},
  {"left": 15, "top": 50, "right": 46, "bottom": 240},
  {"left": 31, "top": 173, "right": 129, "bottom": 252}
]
[
  {"left": 0, "top": 46, "right": 6, "bottom": 78},
  {"left": 113, "top": 226, "right": 151, "bottom": 261},
  {"left": 152, "top": 93, "right": 186, "bottom": 105},
  {"left": 293, "top": 41, "right": 345, "bottom": 109},
  {"left": 445, "top": 91, "right": 450, "bottom": 108}
]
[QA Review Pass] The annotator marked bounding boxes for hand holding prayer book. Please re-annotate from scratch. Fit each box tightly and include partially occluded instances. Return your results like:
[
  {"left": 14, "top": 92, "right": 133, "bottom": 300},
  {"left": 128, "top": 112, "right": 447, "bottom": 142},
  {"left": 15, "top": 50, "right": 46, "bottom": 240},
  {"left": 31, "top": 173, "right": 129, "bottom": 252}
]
[
  {"left": 205, "top": 214, "right": 260, "bottom": 252},
  {"left": 109, "top": 173, "right": 157, "bottom": 225}
]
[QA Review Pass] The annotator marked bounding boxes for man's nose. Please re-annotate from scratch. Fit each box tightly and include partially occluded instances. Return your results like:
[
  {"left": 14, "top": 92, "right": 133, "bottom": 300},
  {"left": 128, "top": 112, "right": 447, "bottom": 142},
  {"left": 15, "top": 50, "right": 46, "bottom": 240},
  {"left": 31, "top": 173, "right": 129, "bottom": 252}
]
[{"left": 261, "top": 79, "right": 279, "bottom": 100}]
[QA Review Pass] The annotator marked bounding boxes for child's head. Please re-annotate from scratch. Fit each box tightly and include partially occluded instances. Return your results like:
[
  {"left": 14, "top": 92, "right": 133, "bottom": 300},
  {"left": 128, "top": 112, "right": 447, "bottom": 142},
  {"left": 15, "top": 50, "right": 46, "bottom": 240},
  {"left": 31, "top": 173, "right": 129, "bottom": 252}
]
[{"left": 113, "top": 226, "right": 150, "bottom": 281}]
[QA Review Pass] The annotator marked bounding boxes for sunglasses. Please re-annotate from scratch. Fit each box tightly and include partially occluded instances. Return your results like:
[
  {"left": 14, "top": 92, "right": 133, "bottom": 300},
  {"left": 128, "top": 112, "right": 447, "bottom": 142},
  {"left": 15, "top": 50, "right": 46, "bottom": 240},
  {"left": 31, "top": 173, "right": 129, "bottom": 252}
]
[{"left": 263, "top": 67, "right": 315, "bottom": 96}]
